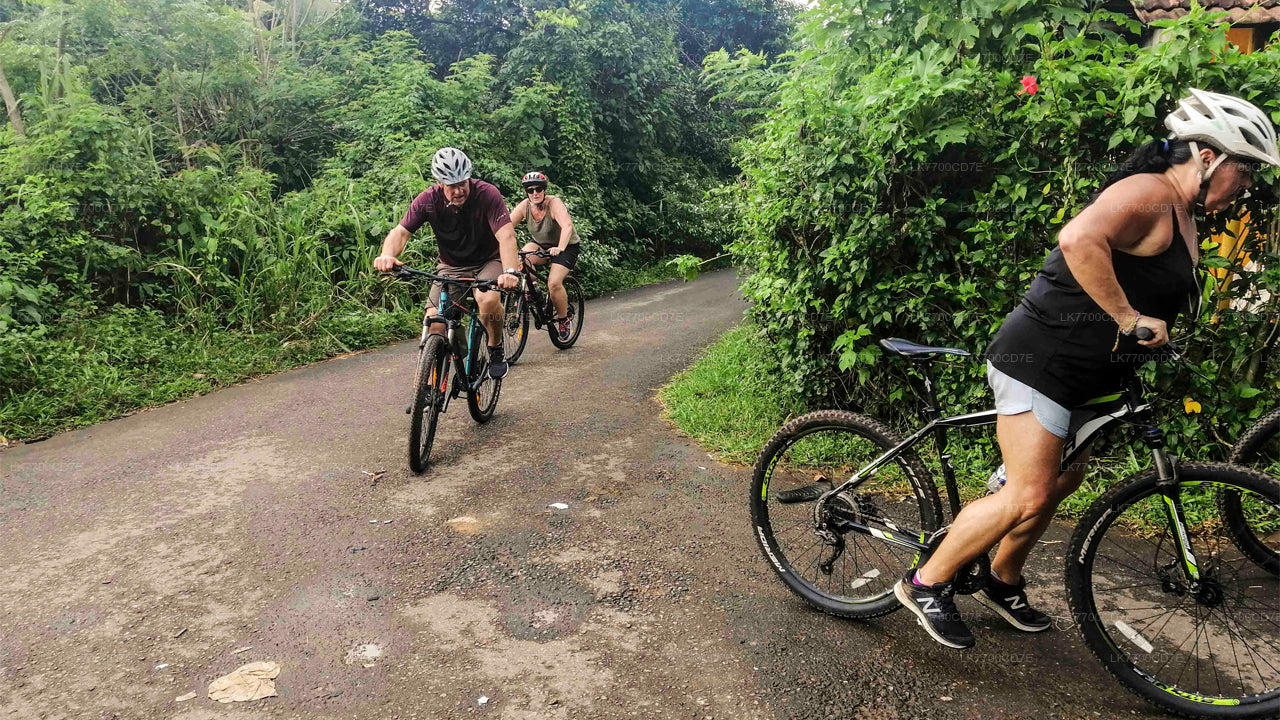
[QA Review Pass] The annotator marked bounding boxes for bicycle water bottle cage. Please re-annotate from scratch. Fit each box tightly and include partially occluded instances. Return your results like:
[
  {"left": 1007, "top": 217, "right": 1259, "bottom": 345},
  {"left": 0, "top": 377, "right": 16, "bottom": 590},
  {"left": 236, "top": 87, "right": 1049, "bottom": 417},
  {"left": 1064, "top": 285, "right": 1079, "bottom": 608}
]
[{"left": 878, "top": 338, "right": 971, "bottom": 361}]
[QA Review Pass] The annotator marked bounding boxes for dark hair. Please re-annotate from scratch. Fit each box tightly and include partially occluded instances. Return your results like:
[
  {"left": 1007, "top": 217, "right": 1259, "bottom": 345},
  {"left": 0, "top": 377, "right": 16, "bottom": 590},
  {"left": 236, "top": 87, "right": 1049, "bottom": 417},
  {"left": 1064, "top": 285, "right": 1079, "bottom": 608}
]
[{"left": 1100, "top": 138, "right": 1200, "bottom": 191}]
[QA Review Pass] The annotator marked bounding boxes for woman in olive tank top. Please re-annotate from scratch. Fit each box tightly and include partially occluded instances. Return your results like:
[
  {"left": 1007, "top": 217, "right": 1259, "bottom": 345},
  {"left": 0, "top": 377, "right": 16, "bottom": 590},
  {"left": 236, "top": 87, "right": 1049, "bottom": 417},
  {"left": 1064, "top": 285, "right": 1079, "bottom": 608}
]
[
  {"left": 895, "top": 90, "right": 1277, "bottom": 650},
  {"left": 510, "top": 171, "right": 581, "bottom": 341}
]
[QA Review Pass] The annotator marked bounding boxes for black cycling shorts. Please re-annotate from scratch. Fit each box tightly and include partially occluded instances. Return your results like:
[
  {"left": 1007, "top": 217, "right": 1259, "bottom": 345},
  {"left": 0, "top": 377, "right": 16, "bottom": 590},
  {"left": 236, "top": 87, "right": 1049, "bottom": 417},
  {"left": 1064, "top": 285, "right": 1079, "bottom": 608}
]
[{"left": 542, "top": 243, "right": 579, "bottom": 270}]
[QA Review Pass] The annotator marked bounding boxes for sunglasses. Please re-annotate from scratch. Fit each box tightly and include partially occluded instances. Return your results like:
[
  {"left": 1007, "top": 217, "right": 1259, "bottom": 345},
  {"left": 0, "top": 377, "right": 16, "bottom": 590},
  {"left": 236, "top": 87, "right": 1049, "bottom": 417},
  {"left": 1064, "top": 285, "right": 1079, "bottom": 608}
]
[{"left": 525, "top": 186, "right": 546, "bottom": 194}]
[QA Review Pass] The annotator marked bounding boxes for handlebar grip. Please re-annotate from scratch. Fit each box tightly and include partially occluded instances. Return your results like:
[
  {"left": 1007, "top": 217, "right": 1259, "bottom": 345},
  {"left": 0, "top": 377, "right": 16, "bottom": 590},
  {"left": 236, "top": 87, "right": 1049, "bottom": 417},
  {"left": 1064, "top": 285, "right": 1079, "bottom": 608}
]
[{"left": 1135, "top": 327, "right": 1154, "bottom": 341}]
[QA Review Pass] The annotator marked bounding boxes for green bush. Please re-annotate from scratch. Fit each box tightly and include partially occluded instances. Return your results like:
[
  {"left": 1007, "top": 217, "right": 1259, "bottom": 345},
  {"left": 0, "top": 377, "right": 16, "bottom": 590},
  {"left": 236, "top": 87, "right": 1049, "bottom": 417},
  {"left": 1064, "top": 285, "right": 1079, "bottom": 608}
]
[
  {"left": 0, "top": 0, "right": 771, "bottom": 439},
  {"left": 715, "top": 1, "right": 1280, "bottom": 460}
]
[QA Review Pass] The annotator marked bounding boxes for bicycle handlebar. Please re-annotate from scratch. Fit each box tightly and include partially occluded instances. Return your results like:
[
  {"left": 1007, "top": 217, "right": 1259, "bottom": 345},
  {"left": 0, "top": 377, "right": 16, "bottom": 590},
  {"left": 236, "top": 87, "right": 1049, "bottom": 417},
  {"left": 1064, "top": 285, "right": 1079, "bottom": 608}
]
[
  {"left": 1133, "top": 327, "right": 1183, "bottom": 358},
  {"left": 382, "top": 266, "right": 509, "bottom": 293},
  {"left": 518, "top": 249, "right": 552, "bottom": 259}
]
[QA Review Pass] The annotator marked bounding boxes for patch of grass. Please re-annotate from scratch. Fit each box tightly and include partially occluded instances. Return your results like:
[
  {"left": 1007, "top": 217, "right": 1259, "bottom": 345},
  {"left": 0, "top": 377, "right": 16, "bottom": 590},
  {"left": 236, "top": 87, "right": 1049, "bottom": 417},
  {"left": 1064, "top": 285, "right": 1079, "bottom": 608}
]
[
  {"left": 0, "top": 257, "right": 690, "bottom": 443},
  {"left": 584, "top": 258, "right": 685, "bottom": 296},
  {"left": 660, "top": 324, "right": 1172, "bottom": 527},
  {"left": 0, "top": 305, "right": 420, "bottom": 441},
  {"left": 659, "top": 325, "right": 804, "bottom": 464}
]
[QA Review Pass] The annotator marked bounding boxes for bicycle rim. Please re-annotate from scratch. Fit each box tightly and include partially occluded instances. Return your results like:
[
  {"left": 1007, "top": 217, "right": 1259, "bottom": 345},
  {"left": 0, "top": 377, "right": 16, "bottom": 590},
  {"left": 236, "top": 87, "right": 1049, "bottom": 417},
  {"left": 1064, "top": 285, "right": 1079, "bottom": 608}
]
[
  {"left": 1069, "top": 464, "right": 1280, "bottom": 717},
  {"left": 467, "top": 321, "right": 500, "bottom": 423},
  {"left": 751, "top": 411, "right": 941, "bottom": 618},
  {"left": 503, "top": 290, "right": 529, "bottom": 364},
  {"left": 549, "top": 277, "right": 584, "bottom": 349},
  {"left": 1225, "top": 409, "right": 1280, "bottom": 575},
  {"left": 408, "top": 336, "right": 447, "bottom": 474}
]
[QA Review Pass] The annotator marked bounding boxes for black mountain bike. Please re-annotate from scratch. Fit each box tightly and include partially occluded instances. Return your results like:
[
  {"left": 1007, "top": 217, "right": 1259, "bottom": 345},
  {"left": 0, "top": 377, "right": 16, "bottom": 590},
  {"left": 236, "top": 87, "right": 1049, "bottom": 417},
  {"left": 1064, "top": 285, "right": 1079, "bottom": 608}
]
[
  {"left": 751, "top": 336, "right": 1279, "bottom": 719},
  {"left": 501, "top": 249, "right": 584, "bottom": 364},
  {"left": 389, "top": 267, "right": 508, "bottom": 474}
]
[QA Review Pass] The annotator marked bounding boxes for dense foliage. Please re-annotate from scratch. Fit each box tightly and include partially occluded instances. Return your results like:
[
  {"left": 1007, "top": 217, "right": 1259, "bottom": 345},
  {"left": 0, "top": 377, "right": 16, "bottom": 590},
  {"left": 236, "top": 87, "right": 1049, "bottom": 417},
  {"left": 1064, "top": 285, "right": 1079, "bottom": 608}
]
[
  {"left": 715, "top": 0, "right": 1280, "bottom": 459},
  {"left": 0, "top": 0, "right": 790, "bottom": 439}
]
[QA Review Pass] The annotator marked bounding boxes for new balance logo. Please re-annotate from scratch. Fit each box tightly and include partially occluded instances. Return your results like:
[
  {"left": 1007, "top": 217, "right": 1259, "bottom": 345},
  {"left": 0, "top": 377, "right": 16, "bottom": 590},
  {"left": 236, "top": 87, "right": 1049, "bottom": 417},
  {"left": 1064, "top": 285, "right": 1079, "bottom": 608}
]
[
  {"left": 1006, "top": 596, "right": 1027, "bottom": 610},
  {"left": 919, "top": 597, "right": 942, "bottom": 615}
]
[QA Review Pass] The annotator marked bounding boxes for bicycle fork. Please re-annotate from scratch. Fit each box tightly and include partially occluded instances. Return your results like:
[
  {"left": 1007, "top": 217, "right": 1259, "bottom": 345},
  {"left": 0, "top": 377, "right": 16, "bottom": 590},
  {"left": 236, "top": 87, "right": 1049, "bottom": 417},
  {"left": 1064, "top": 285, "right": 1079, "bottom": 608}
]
[{"left": 1145, "top": 426, "right": 1202, "bottom": 585}]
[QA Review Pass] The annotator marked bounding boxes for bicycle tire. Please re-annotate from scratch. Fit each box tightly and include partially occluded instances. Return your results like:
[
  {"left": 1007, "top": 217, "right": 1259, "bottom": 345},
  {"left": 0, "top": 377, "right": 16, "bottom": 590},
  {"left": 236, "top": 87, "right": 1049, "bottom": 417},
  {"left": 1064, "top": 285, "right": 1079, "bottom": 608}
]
[
  {"left": 1224, "top": 407, "right": 1280, "bottom": 575},
  {"left": 1067, "top": 462, "right": 1280, "bottom": 719},
  {"left": 408, "top": 335, "right": 448, "bottom": 474},
  {"left": 503, "top": 290, "right": 530, "bottom": 365},
  {"left": 750, "top": 410, "right": 944, "bottom": 619},
  {"left": 548, "top": 276, "right": 584, "bottom": 349},
  {"left": 466, "top": 320, "right": 501, "bottom": 423}
]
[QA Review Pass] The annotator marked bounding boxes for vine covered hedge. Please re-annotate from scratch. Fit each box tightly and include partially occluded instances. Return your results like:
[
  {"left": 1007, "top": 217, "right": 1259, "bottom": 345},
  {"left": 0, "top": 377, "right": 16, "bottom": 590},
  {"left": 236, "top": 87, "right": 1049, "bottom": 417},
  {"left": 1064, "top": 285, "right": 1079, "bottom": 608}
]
[{"left": 715, "top": 1, "right": 1280, "bottom": 458}]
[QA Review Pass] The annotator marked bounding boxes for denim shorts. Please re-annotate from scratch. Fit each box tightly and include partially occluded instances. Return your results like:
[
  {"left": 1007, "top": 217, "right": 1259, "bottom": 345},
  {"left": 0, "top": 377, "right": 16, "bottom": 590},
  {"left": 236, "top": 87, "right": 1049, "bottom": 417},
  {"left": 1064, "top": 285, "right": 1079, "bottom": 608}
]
[{"left": 986, "top": 361, "right": 1071, "bottom": 439}]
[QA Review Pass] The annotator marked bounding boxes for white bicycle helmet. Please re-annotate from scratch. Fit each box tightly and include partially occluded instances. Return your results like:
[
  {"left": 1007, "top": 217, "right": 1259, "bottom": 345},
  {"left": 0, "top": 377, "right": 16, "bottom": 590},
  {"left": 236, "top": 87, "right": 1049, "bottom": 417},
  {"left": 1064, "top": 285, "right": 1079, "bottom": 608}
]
[
  {"left": 1165, "top": 89, "right": 1280, "bottom": 179},
  {"left": 431, "top": 147, "right": 473, "bottom": 184}
]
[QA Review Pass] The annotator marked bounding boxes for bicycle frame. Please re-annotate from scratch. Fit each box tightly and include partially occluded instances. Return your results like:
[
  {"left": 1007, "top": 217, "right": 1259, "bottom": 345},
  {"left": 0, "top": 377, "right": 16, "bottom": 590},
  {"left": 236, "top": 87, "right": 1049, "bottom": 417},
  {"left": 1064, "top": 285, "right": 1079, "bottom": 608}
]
[
  {"left": 417, "top": 284, "right": 491, "bottom": 415},
  {"left": 813, "top": 361, "right": 1199, "bottom": 581}
]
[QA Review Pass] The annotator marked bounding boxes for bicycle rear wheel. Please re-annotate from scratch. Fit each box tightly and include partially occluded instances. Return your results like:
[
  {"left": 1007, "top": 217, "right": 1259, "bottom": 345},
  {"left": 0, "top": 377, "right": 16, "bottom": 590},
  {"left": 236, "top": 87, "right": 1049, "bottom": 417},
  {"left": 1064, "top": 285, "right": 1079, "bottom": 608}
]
[
  {"left": 1067, "top": 463, "right": 1280, "bottom": 718},
  {"left": 548, "top": 276, "right": 584, "bottom": 349},
  {"left": 1224, "top": 408, "right": 1280, "bottom": 575},
  {"left": 408, "top": 335, "right": 448, "bottom": 474},
  {"left": 750, "top": 411, "right": 943, "bottom": 619},
  {"left": 466, "top": 320, "right": 501, "bottom": 423},
  {"left": 502, "top": 290, "right": 530, "bottom": 364}
]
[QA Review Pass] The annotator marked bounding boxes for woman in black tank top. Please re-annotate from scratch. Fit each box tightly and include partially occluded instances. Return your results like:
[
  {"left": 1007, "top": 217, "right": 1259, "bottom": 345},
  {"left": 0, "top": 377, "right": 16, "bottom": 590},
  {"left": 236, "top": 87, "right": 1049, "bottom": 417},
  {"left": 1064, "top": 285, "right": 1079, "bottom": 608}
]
[
  {"left": 985, "top": 206, "right": 1201, "bottom": 408},
  {"left": 897, "top": 91, "right": 1274, "bottom": 650}
]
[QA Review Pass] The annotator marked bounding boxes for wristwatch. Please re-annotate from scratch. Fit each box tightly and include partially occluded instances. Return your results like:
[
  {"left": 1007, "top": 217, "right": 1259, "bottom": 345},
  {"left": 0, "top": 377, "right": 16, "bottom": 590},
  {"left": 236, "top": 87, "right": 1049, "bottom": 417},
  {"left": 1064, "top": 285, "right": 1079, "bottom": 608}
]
[{"left": 503, "top": 268, "right": 519, "bottom": 276}]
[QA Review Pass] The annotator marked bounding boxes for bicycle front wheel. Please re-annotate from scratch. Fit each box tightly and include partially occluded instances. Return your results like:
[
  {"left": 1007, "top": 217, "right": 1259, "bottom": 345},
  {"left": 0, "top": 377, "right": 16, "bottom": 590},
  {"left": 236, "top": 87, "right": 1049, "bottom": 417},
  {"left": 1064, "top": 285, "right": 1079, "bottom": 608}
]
[
  {"left": 408, "top": 335, "right": 448, "bottom": 474},
  {"left": 466, "top": 320, "right": 501, "bottom": 423},
  {"left": 1224, "top": 407, "right": 1280, "bottom": 575},
  {"left": 548, "top": 276, "right": 584, "bottom": 349},
  {"left": 502, "top": 290, "right": 530, "bottom": 365},
  {"left": 750, "top": 411, "right": 943, "bottom": 619},
  {"left": 1067, "top": 463, "right": 1280, "bottom": 719}
]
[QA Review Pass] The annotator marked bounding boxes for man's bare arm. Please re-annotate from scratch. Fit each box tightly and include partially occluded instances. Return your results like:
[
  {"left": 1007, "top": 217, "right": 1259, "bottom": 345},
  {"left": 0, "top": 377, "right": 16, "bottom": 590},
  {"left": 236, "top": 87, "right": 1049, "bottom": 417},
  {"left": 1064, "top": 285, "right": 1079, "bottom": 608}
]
[{"left": 374, "top": 225, "right": 411, "bottom": 271}]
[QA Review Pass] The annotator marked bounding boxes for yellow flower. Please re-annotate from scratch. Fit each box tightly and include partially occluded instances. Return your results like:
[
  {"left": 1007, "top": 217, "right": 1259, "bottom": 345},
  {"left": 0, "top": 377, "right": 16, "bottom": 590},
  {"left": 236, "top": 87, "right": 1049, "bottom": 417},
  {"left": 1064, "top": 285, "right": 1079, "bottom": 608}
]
[{"left": 1184, "top": 398, "right": 1202, "bottom": 414}]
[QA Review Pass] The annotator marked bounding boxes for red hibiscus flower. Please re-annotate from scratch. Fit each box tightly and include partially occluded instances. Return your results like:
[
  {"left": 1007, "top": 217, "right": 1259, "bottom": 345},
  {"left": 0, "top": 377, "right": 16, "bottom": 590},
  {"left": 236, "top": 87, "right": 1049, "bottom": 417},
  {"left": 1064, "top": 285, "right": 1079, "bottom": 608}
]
[{"left": 1019, "top": 75, "right": 1038, "bottom": 95}]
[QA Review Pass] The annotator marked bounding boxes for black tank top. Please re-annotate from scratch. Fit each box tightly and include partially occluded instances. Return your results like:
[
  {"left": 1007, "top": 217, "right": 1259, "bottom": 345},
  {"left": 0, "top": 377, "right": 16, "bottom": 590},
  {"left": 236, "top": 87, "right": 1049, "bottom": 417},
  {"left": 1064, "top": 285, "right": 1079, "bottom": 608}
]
[{"left": 986, "top": 210, "right": 1201, "bottom": 408}]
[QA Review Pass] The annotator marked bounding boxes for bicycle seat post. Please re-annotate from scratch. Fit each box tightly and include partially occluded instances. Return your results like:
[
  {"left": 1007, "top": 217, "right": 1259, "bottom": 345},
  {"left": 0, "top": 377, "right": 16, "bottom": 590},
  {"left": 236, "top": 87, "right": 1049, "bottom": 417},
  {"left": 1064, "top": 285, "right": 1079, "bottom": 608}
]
[{"left": 913, "top": 359, "right": 965, "bottom": 519}]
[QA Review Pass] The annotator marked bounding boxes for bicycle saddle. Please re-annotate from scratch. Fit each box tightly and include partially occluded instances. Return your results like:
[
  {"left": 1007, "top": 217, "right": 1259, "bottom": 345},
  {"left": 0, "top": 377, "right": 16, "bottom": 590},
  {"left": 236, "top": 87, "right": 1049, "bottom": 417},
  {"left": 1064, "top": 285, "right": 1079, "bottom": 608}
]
[{"left": 878, "top": 338, "right": 971, "bottom": 359}]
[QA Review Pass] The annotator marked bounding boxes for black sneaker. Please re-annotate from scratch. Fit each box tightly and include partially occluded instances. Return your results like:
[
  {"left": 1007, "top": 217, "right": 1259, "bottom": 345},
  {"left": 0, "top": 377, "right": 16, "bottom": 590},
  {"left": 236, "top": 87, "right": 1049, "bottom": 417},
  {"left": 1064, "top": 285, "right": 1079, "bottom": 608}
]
[
  {"left": 974, "top": 574, "right": 1052, "bottom": 632},
  {"left": 894, "top": 572, "right": 975, "bottom": 649},
  {"left": 487, "top": 345, "right": 508, "bottom": 380},
  {"left": 555, "top": 316, "right": 571, "bottom": 342}
]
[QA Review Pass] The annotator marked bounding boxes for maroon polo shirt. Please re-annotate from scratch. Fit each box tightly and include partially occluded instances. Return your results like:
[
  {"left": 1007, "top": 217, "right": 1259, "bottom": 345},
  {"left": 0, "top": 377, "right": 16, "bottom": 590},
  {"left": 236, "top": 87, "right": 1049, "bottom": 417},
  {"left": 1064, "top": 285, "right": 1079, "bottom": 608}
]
[{"left": 399, "top": 179, "right": 512, "bottom": 267}]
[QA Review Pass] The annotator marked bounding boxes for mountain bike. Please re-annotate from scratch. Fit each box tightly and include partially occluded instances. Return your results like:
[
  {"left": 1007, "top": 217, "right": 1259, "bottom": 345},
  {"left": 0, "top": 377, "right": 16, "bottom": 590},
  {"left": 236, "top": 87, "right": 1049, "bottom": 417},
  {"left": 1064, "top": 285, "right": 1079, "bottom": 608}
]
[
  {"left": 388, "top": 267, "right": 509, "bottom": 474},
  {"left": 501, "top": 249, "right": 584, "bottom": 364},
  {"left": 750, "top": 336, "right": 1279, "bottom": 719}
]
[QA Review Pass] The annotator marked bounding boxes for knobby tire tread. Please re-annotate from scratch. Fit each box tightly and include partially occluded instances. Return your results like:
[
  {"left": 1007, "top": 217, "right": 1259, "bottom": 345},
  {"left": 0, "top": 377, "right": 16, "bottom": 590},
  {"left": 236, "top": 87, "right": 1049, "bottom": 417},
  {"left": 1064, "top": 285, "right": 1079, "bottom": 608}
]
[
  {"left": 751, "top": 410, "right": 943, "bottom": 620},
  {"left": 1066, "top": 462, "right": 1280, "bottom": 720}
]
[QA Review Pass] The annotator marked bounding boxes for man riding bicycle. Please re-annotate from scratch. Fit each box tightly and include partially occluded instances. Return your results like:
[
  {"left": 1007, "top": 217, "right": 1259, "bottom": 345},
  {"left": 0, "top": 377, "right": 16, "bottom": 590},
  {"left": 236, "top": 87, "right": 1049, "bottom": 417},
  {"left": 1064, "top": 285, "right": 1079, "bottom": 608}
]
[
  {"left": 373, "top": 147, "right": 522, "bottom": 379},
  {"left": 508, "top": 171, "right": 580, "bottom": 342}
]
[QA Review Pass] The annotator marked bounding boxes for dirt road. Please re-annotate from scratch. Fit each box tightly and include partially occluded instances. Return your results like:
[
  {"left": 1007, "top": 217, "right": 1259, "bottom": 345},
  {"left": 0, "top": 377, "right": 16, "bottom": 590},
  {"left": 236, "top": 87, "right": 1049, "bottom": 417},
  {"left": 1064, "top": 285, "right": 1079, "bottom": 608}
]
[{"left": 2, "top": 270, "right": 1155, "bottom": 719}]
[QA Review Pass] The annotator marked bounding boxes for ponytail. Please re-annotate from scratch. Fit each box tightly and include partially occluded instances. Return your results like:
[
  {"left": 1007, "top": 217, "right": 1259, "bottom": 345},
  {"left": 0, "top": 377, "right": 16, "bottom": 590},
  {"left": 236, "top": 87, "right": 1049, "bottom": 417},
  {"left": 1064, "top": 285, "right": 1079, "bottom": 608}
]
[
  {"left": 1085, "top": 138, "right": 1198, "bottom": 205},
  {"left": 1101, "top": 138, "right": 1196, "bottom": 189}
]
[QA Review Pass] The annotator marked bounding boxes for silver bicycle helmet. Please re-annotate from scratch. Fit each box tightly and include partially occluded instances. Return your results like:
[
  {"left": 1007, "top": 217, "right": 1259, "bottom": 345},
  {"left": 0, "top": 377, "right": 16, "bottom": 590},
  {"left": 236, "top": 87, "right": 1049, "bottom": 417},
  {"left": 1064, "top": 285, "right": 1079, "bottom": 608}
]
[
  {"left": 1165, "top": 89, "right": 1280, "bottom": 178},
  {"left": 431, "top": 147, "right": 473, "bottom": 184}
]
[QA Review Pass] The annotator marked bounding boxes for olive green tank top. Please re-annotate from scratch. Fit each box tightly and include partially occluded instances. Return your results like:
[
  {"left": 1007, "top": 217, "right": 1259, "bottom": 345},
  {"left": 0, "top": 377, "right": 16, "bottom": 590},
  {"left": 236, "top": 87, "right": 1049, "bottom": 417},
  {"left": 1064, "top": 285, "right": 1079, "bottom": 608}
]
[{"left": 526, "top": 199, "right": 580, "bottom": 248}]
